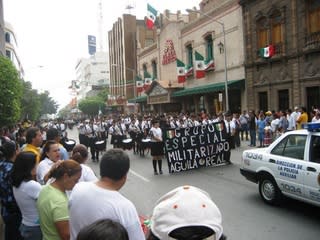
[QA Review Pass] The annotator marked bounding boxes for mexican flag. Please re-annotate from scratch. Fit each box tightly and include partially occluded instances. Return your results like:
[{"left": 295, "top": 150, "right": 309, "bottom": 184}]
[
  {"left": 259, "top": 45, "right": 275, "bottom": 58},
  {"left": 144, "top": 78, "right": 152, "bottom": 90},
  {"left": 136, "top": 81, "right": 144, "bottom": 93},
  {"left": 146, "top": 4, "right": 158, "bottom": 29},
  {"left": 195, "top": 51, "right": 205, "bottom": 79},
  {"left": 185, "top": 65, "right": 193, "bottom": 77},
  {"left": 176, "top": 59, "right": 186, "bottom": 83},
  {"left": 204, "top": 58, "right": 215, "bottom": 71}
]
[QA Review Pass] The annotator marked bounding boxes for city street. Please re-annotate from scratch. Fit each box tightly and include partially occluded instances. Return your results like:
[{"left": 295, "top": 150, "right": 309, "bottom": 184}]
[{"left": 67, "top": 128, "right": 320, "bottom": 240}]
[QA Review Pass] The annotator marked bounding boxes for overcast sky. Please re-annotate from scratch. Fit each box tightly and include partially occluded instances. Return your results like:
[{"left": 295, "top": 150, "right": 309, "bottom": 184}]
[{"left": 3, "top": 0, "right": 198, "bottom": 109}]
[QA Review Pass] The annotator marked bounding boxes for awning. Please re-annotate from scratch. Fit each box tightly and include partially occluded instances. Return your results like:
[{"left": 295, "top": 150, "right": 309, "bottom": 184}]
[
  {"left": 172, "top": 79, "right": 245, "bottom": 97},
  {"left": 128, "top": 95, "right": 147, "bottom": 103}
]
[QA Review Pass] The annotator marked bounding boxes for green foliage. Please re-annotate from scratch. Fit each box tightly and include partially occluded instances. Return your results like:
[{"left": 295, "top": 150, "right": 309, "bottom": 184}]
[
  {"left": 0, "top": 56, "right": 23, "bottom": 126},
  {"left": 97, "top": 88, "right": 109, "bottom": 101},
  {"left": 20, "top": 81, "right": 41, "bottom": 121},
  {"left": 39, "top": 91, "right": 58, "bottom": 115},
  {"left": 78, "top": 96, "right": 105, "bottom": 117}
]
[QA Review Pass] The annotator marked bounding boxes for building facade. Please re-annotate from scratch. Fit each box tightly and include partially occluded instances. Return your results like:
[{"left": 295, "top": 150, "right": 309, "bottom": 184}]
[
  {"left": 75, "top": 51, "right": 110, "bottom": 101},
  {"left": 108, "top": 14, "right": 156, "bottom": 112},
  {"left": 136, "top": 0, "right": 245, "bottom": 115},
  {"left": 240, "top": 0, "right": 320, "bottom": 112},
  {"left": 4, "top": 21, "right": 24, "bottom": 77}
]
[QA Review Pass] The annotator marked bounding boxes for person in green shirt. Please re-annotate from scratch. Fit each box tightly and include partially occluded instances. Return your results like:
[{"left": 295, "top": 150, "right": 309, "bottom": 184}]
[{"left": 37, "top": 160, "right": 81, "bottom": 240}]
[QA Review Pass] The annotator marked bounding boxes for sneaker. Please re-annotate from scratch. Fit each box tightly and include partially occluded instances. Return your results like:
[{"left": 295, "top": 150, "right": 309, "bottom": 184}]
[
  {"left": 154, "top": 171, "right": 158, "bottom": 175},
  {"left": 159, "top": 170, "right": 163, "bottom": 175}
]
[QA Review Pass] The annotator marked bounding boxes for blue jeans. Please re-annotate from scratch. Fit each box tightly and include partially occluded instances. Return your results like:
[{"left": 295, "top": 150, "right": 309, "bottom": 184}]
[{"left": 19, "top": 223, "right": 42, "bottom": 240}]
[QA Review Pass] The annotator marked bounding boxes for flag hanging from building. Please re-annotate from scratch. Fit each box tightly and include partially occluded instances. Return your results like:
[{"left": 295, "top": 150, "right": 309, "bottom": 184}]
[
  {"left": 144, "top": 78, "right": 153, "bottom": 90},
  {"left": 88, "top": 35, "right": 96, "bottom": 55},
  {"left": 195, "top": 51, "right": 205, "bottom": 79},
  {"left": 136, "top": 81, "right": 144, "bottom": 93},
  {"left": 259, "top": 45, "right": 275, "bottom": 58},
  {"left": 204, "top": 58, "right": 215, "bottom": 71},
  {"left": 185, "top": 65, "right": 193, "bottom": 77},
  {"left": 146, "top": 3, "right": 158, "bottom": 29},
  {"left": 176, "top": 59, "right": 186, "bottom": 83}
]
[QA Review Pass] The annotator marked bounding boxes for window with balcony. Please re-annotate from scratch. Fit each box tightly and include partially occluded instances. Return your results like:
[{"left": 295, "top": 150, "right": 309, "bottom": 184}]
[
  {"left": 257, "top": 17, "right": 269, "bottom": 49},
  {"left": 305, "top": 0, "right": 320, "bottom": 49},
  {"left": 307, "top": 0, "right": 320, "bottom": 33},
  {"left": 256, "top": 9, "right": 284, "bottom": 57},
  {"left": 271, "top": 10, "right": 283, "bottom": 54}
]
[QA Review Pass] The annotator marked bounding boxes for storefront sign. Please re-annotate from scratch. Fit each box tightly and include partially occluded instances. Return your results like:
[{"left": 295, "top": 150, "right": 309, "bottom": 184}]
[{"left": 164, "top": 121, "right": 230, "bottom": 173}]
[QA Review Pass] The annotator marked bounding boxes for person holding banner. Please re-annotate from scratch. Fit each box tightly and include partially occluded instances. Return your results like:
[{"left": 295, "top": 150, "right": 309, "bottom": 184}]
[{"left": 149, "top": 120, "right": 164, "bottom": 175}]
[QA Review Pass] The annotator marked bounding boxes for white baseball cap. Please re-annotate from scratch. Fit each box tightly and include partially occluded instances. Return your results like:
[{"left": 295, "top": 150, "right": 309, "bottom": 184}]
[{"left": 150, "top": 185, "right": 223, "bottom": 240}]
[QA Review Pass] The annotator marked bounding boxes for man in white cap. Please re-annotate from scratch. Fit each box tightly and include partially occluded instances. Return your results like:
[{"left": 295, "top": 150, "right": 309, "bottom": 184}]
[{"left": 147, "top": 185, "right": 226, "bottom": 240}]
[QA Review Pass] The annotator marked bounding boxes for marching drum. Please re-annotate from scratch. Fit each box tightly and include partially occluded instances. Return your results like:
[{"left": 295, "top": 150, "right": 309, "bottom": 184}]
[
  {"left": 122, "top": 138, "right": 133, "bottom": 150},
  {"left": 94, "top": 140, "right": 106, "bottom": 151},
  {"left": 141, "top": 138, "right": 151, "bottom": 150},
  {"left": 62, "top": 139, "right": 76, "bottom": 152}
]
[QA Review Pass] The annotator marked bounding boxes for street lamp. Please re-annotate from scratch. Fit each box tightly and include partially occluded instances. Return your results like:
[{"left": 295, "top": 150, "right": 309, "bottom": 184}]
[
  {"left": 186, "top": 8, "right": 229, "bottom": 111},
  {"left": 110, "top": 64, "right": 137, "bottom": 111}
]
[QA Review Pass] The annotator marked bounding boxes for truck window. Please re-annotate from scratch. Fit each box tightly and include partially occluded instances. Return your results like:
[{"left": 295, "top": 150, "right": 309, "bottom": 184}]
[{"left": 310, "top": 136, "right": 320, "bottom": 164}]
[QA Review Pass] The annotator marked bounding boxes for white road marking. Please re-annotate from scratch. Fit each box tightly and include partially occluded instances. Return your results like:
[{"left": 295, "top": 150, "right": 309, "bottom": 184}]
[{"left": 129, "top": 170, "right": 150, "bottom": 182}]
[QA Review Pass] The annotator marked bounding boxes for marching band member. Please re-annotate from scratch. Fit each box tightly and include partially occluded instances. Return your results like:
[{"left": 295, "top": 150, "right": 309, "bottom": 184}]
[{"left": 149, "top": 119, "right": 164, "bottom": 175}]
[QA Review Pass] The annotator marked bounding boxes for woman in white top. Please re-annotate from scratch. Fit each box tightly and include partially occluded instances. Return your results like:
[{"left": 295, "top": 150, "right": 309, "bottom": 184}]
[
  {"left": 12, "top": 152, "right": 42, "bottom": 240},
  {"left": 71, "top": 144, "right": 97, "bottom": 182},
  {"left": 36, "top": 140, "right": 61, "bottom": 185},
  {"left": 149, "top": 119, "right": 164, "bottom": 175}
]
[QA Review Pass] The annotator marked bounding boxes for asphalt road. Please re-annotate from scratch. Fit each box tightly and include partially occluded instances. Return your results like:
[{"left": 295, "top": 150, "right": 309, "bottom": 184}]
[{"left": 67, "top": 128, "right": 320, "bottom": 240}]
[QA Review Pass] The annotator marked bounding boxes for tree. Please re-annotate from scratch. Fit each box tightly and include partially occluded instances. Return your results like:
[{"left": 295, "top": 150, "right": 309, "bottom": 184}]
[
  {"left": 20, "top": 81, "right": 41, "bottom": 121},
  {"left": 0, "top": 56, "right": 23, "bottom": 126},
  {"left": 78, "top": 96, "right": 105, "bottom": 117},
  {"left": 39, "top": 91, "right": 58, "bottom": 115},
  {"left": 97, "top": 88, "right": 109, "bottom": 101}
]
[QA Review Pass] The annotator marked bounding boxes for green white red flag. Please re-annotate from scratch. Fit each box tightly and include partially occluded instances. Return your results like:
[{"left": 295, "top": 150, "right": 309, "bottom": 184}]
[
  {"left": 195, "top": 51, "right": 205, "bottom": 79},
  {"left": 204, "top": 58, "right": 215, "bottom": 71},
  {"left": 259, "top": 45, "right": 275, "bottom": 58},
  {"left": 144, "top": 78, "right": 152, "bottom": 90},
  {"left": 136, "top": 81, "right": 144, "bottom": 93},
  {"left": 146, "top": 4, "right": 158, "bottom": 29},
  {"left": 176, "top": 59, "right": 186, "bottom": 83}
]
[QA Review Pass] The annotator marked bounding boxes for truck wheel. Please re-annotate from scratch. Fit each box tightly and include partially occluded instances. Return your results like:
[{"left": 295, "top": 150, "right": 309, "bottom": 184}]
[{"left": 259, "top": 175, "right": 282, "bottom": 205}]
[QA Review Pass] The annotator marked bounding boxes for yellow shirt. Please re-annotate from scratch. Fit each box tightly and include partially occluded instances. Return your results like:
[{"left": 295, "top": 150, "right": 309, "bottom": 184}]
[
  {"left": 23, "top": 144, "right": 41, "bottom": 163},
  {"left": 297, "top": 112, "right": 308, "bottom": 129}
]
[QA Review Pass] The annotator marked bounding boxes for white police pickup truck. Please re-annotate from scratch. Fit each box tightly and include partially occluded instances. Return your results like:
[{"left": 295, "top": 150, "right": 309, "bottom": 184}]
[{"left": 240, "top": 123, "right": 320, "bottom": 206}]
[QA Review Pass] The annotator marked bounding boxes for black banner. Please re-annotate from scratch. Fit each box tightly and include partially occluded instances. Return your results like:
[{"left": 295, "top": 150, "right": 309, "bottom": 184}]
[{"left": 164, "top": 121, "right": 230, "bottom": 173}]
